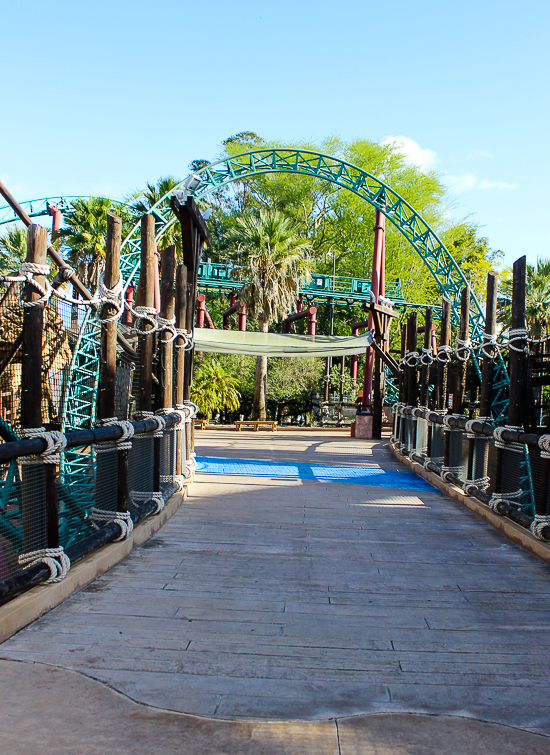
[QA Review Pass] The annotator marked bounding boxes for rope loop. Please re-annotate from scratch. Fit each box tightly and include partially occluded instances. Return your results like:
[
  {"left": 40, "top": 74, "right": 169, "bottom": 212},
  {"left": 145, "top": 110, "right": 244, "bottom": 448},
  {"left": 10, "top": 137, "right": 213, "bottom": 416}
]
[
  {"left": 481, "top": 332, "right": 498, "bottom": 359},
  {"left": 20, "top": 427, "right": 67, "bottom": 465},
  {"left": 404, "top": 351, "right": 419, "bottom": 368},
  {"left": 96, "top": 273, "right": 124, "bottom": 324},
  {"left": 420, "top": 346, "right": 433, "bottom": 366},
  {"left": 488, "top": 489, "right": 523, "bottom": 513},
  {"left": 128, "top": 305, "right": 158, "bottom": 335},
  {"left": 530, "top": 514, "right": 550, "bottom": 541},
  {"left": 96, "top": 417, "right": 135, "bottom": 450},
  {"left": 507, "top": 327, "right": 529, "bottom": 353},
  {"left": 538, "top": 434, "right": 550, "bottom": 460},
  {"left": 493, "top": 425, "right": 524, "bottom": 454},
  {"left": 436, "top": 344, "right": 453, "bottom": 363},
  {"left": 19, "top": 263, "right": 52, "bottom": 308},
  {"left": 90, "top": 508, "right": 134, "bottom": 540},
  {"left": 441, "top": 465, "right": 463, "bottom": 482},
  {"left": 463, "top": 477, "right": 490, "bottom": 495},
  {"left": 455, "top": 337, "right": 472, "bottom": 362},
  {"left": 157, "top": 315, "right": 178, "bottom": 343},
  {"left": 18, "top": 546, "right": 70, "bottom": 583}
]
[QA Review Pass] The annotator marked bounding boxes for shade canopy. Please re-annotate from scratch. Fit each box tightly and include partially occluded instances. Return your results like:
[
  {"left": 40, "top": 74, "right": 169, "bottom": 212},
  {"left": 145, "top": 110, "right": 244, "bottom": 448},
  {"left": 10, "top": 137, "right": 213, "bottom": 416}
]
[{"left": 193, "top": 328, "right": 373, "bottom": 358}]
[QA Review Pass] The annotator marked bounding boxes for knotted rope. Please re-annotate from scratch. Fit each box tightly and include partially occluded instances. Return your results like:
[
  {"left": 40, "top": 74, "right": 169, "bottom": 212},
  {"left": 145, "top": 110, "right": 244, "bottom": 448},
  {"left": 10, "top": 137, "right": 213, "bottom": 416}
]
[
  {"left": 420, "top": 346, "right": 433, "bottom": 366},
  {"left": 157, "top": 315, "right": 178, "bottom": 342},
  {"left": 436, "top": 344, "right": 453, "bottom": 363},
  {"left": 507, "top": 327, "right": 529, "bottom": 353},
  {"left": 20, "top": 263, "right": 52, "bottom": 308},
  {"left": 455, "top": 337, "right": 471, "bottom": 362},
  {"left": 404, "top": 351, "right": 419, "bottom": 368},
  {"left": 538, "top": 435, "right": 550, "bottom": 459},
  {"left": 493, "top": 425, "right": 524, "bottom": 454},
  {"left": 94, "top": 418, "right": 135, "bottom": 451},
  {"left": 96, "top": 273, "right": 124, "bottom": 324},
  {"left": 481, "top": 332, "right": 498, "bottom": 359},
  {"left": 530, "top": 515, "right": 550, "bottom": 541},
  {"left": 90, "top": 508, "right": 134, "bottom": 540},
  {"left": 19, "top": 428, "right": 67, "bottom": 465},
  {"left": 18, "top": 547, "right": 70, "bottom": 583},
  {"left": 463, "top": 477, "right": 490, "bottom": 495}
]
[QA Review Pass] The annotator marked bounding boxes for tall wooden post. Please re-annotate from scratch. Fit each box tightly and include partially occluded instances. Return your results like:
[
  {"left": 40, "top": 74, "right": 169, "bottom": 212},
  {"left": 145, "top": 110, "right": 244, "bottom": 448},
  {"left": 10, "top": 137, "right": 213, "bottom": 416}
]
[
  {"left": 98, "top": 213, "right": 121, "bottom": 421},
  {"left": 21, "top": 225, "right": 53, "bottom": 551},
  {"left": 139, "top": 215, "right": 156, "bottom": 414},
  {"left": 508, "top": 256, "right": 527, "bottom": 429},
  {"left": 160, "top": 246, "right": 176, "bottom": 409},
  {"left": 174, "top": 265, "right": 187, "bottom": 477},
  {"left": 406, "top": 312, "right": 417, "bottom": 407},
  {"left": 455, "top": 287, "right": 470, "bottom": 415},
  {"left": 480, "top": 273, "right": 498, "bottom": 418},
  {"left": 420, "top": 307, "right": 432, "bottom": 407},
  {"left": 437, "top": 298, "right": 451, "bottom": 410}
]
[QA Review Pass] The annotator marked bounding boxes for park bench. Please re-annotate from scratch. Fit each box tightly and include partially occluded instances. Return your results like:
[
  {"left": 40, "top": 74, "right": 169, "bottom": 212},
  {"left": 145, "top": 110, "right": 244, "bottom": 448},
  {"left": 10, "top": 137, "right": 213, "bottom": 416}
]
[
  {"left": 235, "top": 420, "right": 278, "bottom": 432},
  {"left": 194, "top": 419, "right": 209, "bottom": 430}
]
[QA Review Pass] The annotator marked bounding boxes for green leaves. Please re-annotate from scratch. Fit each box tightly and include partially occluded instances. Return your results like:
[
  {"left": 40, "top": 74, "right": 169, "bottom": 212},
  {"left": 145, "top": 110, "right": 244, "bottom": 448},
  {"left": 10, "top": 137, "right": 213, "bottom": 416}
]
[
  {"left": 0, "top": 225, "right": 27, "bottom": 275},
  {"left": 191, "top": 358, "right": 241, "bottom": 420}
]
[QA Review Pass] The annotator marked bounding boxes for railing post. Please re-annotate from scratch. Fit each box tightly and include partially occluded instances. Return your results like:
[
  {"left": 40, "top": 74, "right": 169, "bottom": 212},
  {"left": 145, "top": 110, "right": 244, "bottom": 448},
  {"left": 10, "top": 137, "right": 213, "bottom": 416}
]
[
  {"left": 174, "top": 264, "right": 187, "bottom": 477},
  {"left": 159, "top": 245, "right": 176, "bottom": 489},
  {"left": 420, "top": 307, "right": 432, "bottom": 408},
  {"left": 480, "top": 272, "right": 498, "bottom": 418},
  {"left": 456, "top": 287, "right": 470, "bottom": 415},
  {"left": 406, "top": 312, "right": 417, "bottom": 451},
  {"left": 437, "top": 298, "right": 451, "bottom": 411},
  {"left": 21, "top": 225, "right": 54, "bottom": 552},
  {"left": 139, "top": 214, "right": 156, "bottom": 414}
]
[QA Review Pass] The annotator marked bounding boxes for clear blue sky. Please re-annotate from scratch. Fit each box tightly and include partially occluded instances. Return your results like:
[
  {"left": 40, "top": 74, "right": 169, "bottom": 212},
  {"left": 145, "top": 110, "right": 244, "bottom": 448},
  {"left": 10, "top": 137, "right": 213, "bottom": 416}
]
[{"left": 1, "top": 0, "right": 548, "bottom": 268}]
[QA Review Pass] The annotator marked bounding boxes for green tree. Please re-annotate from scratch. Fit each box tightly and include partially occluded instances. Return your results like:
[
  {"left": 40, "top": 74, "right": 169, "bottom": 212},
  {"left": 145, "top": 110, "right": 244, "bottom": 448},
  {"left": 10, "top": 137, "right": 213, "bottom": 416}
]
[
  {"left": 58, "top": 197, "right": 127, "bottom": 289},
  {"left": 191, "top": 358, "right": 241, "bottom": 419},
  {"left": 266, "top": 357, "right": 325, "bottom": 419},
  {"left": 129, "top": 176, "right": 182, "bottom": 253},
  {"left": 0, "top": 225, "right": 27, "bottom": 275},
  {"left": 231, "top": 208, "right": 313, "bottom": 419},
  {"left": 498, "top": 259, "right": 550, "bottom": 339}
]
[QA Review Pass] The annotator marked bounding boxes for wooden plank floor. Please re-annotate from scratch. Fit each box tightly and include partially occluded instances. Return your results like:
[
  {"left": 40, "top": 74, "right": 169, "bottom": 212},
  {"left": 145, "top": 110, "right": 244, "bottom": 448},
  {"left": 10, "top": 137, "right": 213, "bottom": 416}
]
[{"left": 2, "top": 431, "right": 550, "bottom": 734}]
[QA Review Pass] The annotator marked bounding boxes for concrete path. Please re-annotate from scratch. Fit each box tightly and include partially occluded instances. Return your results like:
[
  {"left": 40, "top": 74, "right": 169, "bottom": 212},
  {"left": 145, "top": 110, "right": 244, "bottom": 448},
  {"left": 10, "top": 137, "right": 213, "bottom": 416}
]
[{"left": 2, "top": 430, "right": 550, "bottom": 752}]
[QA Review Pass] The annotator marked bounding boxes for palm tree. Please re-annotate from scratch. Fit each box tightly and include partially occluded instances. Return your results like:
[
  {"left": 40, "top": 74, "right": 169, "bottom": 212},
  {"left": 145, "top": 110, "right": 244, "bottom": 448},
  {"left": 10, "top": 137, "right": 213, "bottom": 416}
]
[
  {"left": 499, "top": 259, "right": 550, "bottom": 339},
  {"left": 130, "top": 176, "right": 182, "bottom": 253},
  {"left": 0, "top": 225, "right": 27, "bottom": 275},
  {"left": 58, "top": 197, "right": 115, "bottom": 289},
  {"left": 231, "top": 209, "right": 313, "bottom": 419},
  {"left": 191, "top": 359, "right": 241, "bottom": 419}
]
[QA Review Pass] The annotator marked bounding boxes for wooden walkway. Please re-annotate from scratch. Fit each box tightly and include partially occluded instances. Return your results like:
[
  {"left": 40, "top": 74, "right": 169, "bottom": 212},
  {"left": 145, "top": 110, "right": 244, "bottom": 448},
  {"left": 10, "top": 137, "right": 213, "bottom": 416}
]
[{"left": 2, "top": 431, "right": 550, "bottom": 738}]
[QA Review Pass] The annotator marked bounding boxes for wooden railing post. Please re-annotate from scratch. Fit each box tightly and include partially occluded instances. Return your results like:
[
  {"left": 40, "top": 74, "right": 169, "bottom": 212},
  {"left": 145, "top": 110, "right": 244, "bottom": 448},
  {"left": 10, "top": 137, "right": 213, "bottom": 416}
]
[
  {"left": 174, "top": 264, "right": 187, "bottom": 477},
  {"left": 455, "top": 287, "right": 470, "bottom": 415},
  {"left": 420, "top": 307, "right": 432, "bottom": 408},
  {"left": 437, "top": 298, "right": 451, "bottom": 411},
  {"left": 160, "top": 246, "right": 176, "bottom": 410},
  {"left": 139, "top": 214, "right": 156, "bottom": 414},
  {"left": 21, "top": 225, "right": 54, "bottom": 552},
  {"left": 480, "top": 273, "right": 498, "bottom": 419}
]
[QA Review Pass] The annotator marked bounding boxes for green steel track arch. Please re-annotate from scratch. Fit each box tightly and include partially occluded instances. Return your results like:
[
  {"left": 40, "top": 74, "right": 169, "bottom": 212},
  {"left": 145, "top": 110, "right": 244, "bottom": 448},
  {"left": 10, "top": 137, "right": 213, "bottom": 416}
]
[{"left": 118, "top": 149, "right": 486, "bottom": 340}]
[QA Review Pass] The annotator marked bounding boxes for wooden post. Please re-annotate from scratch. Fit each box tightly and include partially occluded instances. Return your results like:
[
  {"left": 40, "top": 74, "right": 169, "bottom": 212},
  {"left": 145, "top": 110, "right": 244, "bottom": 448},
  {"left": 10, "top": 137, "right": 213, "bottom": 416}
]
[
  {"left": 21, "top": 225, "right": 55, "bottom": 551},
  {"left": 174, "top": 265, "right": 187, "bottom": 477},
  {"left": 98, "top": 213, "right": 121, "bottom": 421},
  {"left": 437, "top": 298, "right": 451, "bottom": 410},
  {"left": 420, "top": 307, "right": 432, "bottom": 407},
  {"left": 508, "top": 256, "right": 527, "bottom": 429},
  {"left": 406, "top": 312, "right": 417, "bottom": 407},
  {"left": 139, "top": 214, "right": 156, "bottom": 414},
  {"left": 160, "top": 246, "right": 176, "bottom": 409},
  {"left": 480, "top": 273, "right": 498, "bottom": 418},
  {"left": 455, "top": 287, "right": 470, "bottom": 415}
]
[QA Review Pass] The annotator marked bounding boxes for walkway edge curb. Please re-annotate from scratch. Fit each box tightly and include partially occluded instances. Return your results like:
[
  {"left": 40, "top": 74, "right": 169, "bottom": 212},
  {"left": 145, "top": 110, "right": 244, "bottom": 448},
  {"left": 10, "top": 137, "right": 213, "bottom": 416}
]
[
  {"left": 0, "top": 484, "right": 190, "bottom": 644},
  {"left": 390, "top": 441, "right": 550, "bottom": 567}
]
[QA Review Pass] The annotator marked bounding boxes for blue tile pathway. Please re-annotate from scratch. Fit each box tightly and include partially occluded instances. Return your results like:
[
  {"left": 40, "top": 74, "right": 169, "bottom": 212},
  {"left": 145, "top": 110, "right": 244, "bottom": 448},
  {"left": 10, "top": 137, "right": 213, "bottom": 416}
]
[{"left": 195, "top": 455, "right": 435, "bottom": 492}]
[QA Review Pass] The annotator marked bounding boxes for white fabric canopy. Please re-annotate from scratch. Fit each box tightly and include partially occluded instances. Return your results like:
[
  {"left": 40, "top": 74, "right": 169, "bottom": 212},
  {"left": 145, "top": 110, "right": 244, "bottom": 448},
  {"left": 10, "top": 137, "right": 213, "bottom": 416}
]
[{"left": 193, "top": 328, "right": 374, "bottom": 357}]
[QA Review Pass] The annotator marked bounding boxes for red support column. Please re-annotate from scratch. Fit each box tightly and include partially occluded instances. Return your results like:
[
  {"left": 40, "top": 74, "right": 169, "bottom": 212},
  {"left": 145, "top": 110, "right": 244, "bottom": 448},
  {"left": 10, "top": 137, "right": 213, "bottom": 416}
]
[
  {"left": 307, "top": 307, "right": 317, "bottom": 336},
  {"left": 350, "top": 325, "right": 359, "bottom": 389},
  {"left": 238, "top": 301, "right": 247, "bottom": 331},
  {"left": 223, "top": 289, "right": 237, "bottom": 329},
  {"left": 123, "top": 285, "right": 134, "bottom": 325},
  {"left": 196, "top": 293, "right": 206, "bottom": 328}
]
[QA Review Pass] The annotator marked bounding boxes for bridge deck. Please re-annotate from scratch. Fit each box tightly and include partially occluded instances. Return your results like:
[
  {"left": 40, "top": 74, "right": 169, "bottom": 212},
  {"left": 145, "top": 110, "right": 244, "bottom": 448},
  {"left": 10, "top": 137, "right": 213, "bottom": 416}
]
[{"left": 2, "top": 432, "right": 550, "bottom": 740}]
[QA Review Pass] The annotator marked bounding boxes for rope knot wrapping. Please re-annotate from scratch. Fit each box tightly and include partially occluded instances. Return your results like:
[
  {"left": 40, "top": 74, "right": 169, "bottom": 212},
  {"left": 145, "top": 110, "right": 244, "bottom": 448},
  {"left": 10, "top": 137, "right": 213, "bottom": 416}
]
[
  {"left": 95, "top": 418, "right": 135, "bottom": 451},
  {"left": 150, "top": 415, "right": 166, "bottom": 438},
  {"left": 464, "top": 418, "right": 480, "bottom": 440},
  {"left": 157, "top": 315, "right": 178, "bottom": 343},
  {"left": 493, "top": 425, "right": 524, "bottom": 454},
  {"left": 411, "top": 407, "right": 425, "bottom": 419},
  {"left": 538, "top": 435, "right": 550, "bottom": 460},
  {"left": 456, "top": 337, "right": 472, "bottom": 362},
  {"left": 463, "top": 477, "right": 490, "bottom": 495},
  {"left": 174, "top": 328, "right": 193, "bottom": 350},
  {"left": 18, "top": 546, "right": 71, "bottom": 583},
  {"left": 436, "top": 344, "right": 453, "bottom": 363},
  {"left": 488, "top": 489, "right": 523, "bottom": 513},
  {"left": 90, "top": 508, "right": 134, "bottom": 540},
  {"left": 420, "top": 346, "right": 433, "bottom": 366},
  {"left": 507, "top": 327, "right": 529, "bottom": 353},
  {"left": 530, "top": 514, "right": 550, "bottom": 541},
  {"left": 175, "top": 403, "right": 193, "bottom": 425},
  {"left": 129, "top": 305, "right": 158, "bottom": 335},
  {"left": 20, "top": 428, "right": 67, "bottom": 465},
  {"left": 441, "top": 465, "right": 463, "bottom": 482},
  {"left": 184, "top": 401, "right": 199, "bottom": 420},
  {"left": 96, "top": 273, "right": 124, "bottom": 324},
  {"left": 19, "top": 262, "right": 52, "bottom": 308},
  {"left": 481, "top": 331, "right": 498, "bottom": 359},
  {"left": 404, "top": 351, "right": 419, "bottom": 368}
]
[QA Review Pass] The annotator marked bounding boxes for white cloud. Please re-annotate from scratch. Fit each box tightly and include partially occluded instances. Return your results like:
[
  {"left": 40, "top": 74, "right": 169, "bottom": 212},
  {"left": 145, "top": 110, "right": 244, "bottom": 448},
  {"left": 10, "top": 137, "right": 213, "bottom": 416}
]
[
  {"left": 382, "top": 135, "right": 439, "bottom": 172},
  {"left": 444, "top": 173, "right": 519, "bottom": 194},
  {"left": 467, "top": 149, "right": 493, "bottom": 160},
  {"left": 478, "top": 179, "right": 519, "bottom": 191}
]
